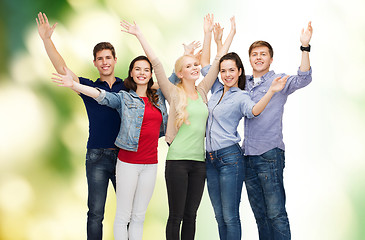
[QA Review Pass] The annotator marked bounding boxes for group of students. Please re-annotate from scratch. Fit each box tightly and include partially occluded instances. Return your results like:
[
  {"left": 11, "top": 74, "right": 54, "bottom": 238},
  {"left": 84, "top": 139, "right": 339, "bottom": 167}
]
[{"left": 37, "top": 11, "right": 313, "bottom": 240}]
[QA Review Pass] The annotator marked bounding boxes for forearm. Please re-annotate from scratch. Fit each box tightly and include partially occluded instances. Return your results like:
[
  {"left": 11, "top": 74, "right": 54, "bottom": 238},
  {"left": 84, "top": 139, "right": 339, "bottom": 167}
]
[
  {"left": 218, "top": 29, "right": 235, "bottom": 57},
  {"left": 135, "top": 32, "right": 158, "bottom": 62},
  {"left": 72, "top": 81, "right": 101, "bottom": 98},
  {"left": 252, "top": 90, "right": 275, "bottom": 116},
  {"left": 43, "top": 39, "right": 67, "bottom": 74},
  {"left": 201, "top": 31, "right": 212, "bottom": 68},
  {"left": 299, "top": 50, "right": 310, "bottom": 72}
]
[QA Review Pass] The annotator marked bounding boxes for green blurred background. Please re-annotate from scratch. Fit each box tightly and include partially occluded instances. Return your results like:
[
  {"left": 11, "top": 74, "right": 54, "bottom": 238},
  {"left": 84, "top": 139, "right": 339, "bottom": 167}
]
[{"left": 1, "top": 0, "right": 365, "bottom": 239}]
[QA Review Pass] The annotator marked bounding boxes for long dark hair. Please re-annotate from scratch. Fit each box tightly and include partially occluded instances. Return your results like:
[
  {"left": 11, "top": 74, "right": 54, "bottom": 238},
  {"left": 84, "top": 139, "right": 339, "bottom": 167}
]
[
  {"left": 124, "top": 56, "right": 158, "bottom": 105},
  {"left": 219, "top": 52, "right": 246, "bottom": 90}
]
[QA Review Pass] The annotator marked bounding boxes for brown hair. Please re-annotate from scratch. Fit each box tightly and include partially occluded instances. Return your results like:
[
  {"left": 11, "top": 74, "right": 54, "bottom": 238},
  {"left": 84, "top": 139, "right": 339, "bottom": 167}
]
[
  {"left": 93, "top": 42, "right": 116, "bottom": 60},
  {"left": 219, "top": 52, "right": 246, "bottom": 90},
  {"left": 124, "top": 56, "right": 159, "bottom": 106},
  {"left": 248, "top": 40, "right": 274, "bottom": 58}
]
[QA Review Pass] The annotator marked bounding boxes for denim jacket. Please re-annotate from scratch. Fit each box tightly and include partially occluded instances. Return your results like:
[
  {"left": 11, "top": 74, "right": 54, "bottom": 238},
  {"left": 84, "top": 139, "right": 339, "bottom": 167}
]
[{"left": 95, "top": 88, "right": 168, "bottom": 152}]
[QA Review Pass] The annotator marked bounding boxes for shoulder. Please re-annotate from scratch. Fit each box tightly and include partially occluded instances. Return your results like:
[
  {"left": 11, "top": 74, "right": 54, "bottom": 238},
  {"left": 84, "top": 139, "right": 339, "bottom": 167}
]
[
  {"left": 79, "top": 77, "right": 94, "bottom": 85},
  {"left": 114, "top": 77, "right": 128, "bottom": 91}
]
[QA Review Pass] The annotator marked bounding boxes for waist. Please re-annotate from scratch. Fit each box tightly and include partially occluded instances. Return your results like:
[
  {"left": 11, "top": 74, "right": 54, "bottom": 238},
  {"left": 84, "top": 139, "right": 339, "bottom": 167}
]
[{"left": 206, "top": 143, "right": 242, "bottom": 158}]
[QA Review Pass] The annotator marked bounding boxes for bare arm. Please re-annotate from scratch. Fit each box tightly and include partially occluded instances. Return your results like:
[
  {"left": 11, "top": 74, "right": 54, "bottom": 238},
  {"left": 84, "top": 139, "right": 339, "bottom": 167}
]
[
  {"left": 37, "top": 12, "right": 79, "bottom": 83},
  {"left": 200, "top": 14, "right": 214, "bottom": 68},
  {"left": 120, "top": 20, "right": 175, "bottom": 102},
  {"left": 299, "top": 21, "right": 312, "bottom": 72},
  {"left": 252, "top": 75, "right": 289, "bottom": 116},
  {"left": 52, "top": 67, "right": 100, "bottom": 98},
  {"left": 213, "top": 23, "right": 224, "bottom": 54},
  {"left": 198, "top": 16, "right": 236, "bottom": 92}
]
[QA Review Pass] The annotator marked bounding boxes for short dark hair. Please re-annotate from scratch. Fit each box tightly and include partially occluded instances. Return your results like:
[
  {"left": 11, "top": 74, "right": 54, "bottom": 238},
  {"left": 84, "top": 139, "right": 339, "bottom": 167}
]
[
  {"left": 219, "top": 52, "right": 246, "bottom": 90},
  {"left": 248, "top": 40, "right": 274, "bottom": 58},
  {"left": 93, "top": 42, "right": 116, "bottom": 60}
]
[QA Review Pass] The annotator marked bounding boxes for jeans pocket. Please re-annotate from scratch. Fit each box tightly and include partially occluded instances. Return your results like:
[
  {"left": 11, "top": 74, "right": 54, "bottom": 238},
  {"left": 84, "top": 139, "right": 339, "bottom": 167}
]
[
  {"left": 86, "top": 149, "right": 104, "bottom": 164},
  {"left": 260, "top": 148, "right": 278, "bottom": 163},
  {"left": 219, "top": 152, "right": 242, "bottom": 165}
]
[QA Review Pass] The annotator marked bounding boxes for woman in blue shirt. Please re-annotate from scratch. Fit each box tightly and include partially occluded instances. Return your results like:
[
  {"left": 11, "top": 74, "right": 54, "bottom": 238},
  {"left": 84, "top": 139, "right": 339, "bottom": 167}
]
[{"left": 201, "top": 24, "right": 288, "bottom": 240}]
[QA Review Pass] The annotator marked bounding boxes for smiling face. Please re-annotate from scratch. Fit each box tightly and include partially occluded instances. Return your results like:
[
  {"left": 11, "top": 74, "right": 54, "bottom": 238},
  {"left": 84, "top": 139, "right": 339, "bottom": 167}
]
[
  {"left": 130, "top": 60, "right": 152, "bottom": 86},
  {"left": 249, "top": 46, "right": 273, "bottom": 77},
  {"left": 220, "top": 59, "right": 242, "bottom": 89},
  {"left": 93, "top": 49, "right": 117, "bottom": 77},
  {"left": 176, "top": 56, "right": 200, "bottom": 82}
]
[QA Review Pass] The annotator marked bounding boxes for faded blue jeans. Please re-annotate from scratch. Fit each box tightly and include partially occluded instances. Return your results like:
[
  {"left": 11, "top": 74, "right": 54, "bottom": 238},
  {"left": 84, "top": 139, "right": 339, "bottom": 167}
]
[
  {"left": 86, "top": 148, "right": 118, "bottom": 240},
  {"left": 206, "top": 143, "right": 245, "bottom": 240},
  {"left": 244, "top": 147, "right": 291, "bottom": 240}
]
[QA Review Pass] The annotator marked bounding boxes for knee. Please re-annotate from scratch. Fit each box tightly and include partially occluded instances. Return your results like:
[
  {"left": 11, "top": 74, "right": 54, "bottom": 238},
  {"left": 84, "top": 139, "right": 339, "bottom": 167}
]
[
  {"left": 182, "top": 212, "right": 197, "bottom": 224},
  {"left": 223, "top": 214, "right": 240, "bottom": 226},
  {"left": 130, "top": 212, "right": 146, "bottom": 224}
]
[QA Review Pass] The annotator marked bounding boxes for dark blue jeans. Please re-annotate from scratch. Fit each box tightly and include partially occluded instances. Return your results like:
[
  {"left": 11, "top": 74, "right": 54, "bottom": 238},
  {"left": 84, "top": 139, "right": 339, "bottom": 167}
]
[
  {"left": 244, "top": 148, "right": 291, "bottom": 240},
  {"left": 206, "top": 143, "right": 245, "bottom": 240},
  {"left": 85, "top": 148, "right": 118, "bottom": 240},
  {"left": 165, "top": 160, "right": 206, "bottom": 240}
]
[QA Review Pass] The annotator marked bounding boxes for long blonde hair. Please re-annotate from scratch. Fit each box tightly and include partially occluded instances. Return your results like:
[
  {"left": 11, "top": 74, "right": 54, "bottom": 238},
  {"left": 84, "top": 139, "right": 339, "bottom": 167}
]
[{"left": 174, "top": 55, "right": 194, "bottom": 128}]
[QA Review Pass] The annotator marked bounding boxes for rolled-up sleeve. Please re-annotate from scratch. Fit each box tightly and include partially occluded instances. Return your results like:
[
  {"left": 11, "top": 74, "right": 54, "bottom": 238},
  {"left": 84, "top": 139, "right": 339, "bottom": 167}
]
[
  {"left": 241, "top": 93, "right": 255, "bottom": 119},
  {"left": 283, "top": 67, "right": 312, "bottom": 95},
  {"left": 95, "top": 89, "right": 122, "bottom": 109}
]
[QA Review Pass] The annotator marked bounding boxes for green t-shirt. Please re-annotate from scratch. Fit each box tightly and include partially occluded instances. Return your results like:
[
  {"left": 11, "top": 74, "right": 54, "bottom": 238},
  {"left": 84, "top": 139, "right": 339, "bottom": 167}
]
[{"left": 166, "top": 93, "right": 209, "bottom": 161}]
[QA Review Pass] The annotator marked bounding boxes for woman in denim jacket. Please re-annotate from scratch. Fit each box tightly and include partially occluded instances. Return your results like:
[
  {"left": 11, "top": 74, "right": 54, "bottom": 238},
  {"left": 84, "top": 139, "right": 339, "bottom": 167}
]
[
  {"left": 52, "top": 56, "right": 167, "bottom": 240},
  {"left": 200, "top": 24, "right": 288, "bottom": 240}
]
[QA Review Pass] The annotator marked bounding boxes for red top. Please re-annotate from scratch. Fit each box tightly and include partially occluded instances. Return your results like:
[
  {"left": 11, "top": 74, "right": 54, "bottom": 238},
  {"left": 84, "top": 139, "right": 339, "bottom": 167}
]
[{"left": 118, "top": 97, "right": 162, "bottom": 164}]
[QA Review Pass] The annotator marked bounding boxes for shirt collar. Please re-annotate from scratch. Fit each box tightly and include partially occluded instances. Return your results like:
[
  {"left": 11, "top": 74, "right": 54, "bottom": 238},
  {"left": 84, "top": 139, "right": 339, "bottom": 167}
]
[
  {"left": 248, "top": 70, "right": 275, "bottom": 83},
  {"left": 217, "top": 85, "right": 241, "bottom": 93},
  {"left": 95, "top": 77, "right": 122, "bottom": 85}
]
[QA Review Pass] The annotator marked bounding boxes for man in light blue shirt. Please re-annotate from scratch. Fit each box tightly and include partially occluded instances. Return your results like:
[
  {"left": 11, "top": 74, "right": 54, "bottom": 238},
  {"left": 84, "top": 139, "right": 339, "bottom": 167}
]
[{"left": 243, "top": 22, "right": 313, "bottom": 239}]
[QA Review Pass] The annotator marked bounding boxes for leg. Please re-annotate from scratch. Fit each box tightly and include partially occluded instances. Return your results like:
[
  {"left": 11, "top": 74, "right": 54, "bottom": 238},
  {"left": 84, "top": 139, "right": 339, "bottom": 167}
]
[
  {"left": 244, "top": 155, "right": 272, "bottom": 240},
  {"left": 114, "top": 161, "right": 140, "bottom": 240},
  {"left": 165, "top": 160, "right": 189, "bottom": 240},
  {"left": 129, "top": 164, "right": 157, "bottom": 240},
  {"left": 258, "top": 149, "right": 290, "bottom": 240},
  {"left": 86, "top": 149, "right": 118, "bottom": 240},
  {"left": 181, "top": 161, "right": 206, "bottom": 240},
  {"left": 206, "top": 153, "right": 226, "bottom": 240},
  {"left": 218, "top": 147, "right": 245, "bottom": 240}
]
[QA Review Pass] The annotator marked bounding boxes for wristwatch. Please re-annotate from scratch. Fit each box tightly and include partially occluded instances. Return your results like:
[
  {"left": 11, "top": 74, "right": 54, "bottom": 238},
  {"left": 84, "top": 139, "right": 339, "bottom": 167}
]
[{"left": 300, "top": 45, "right": 311, "bottom": 52}]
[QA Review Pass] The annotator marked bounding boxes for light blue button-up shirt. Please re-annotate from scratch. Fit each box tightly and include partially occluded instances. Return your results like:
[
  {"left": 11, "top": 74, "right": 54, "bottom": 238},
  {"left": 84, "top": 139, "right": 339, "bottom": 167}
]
[
  {"left": 243, "top": 68, "right": 312, "bottom": 156},
  {"left": 202, "top": 65, "right": 255, "bottom": 152}
]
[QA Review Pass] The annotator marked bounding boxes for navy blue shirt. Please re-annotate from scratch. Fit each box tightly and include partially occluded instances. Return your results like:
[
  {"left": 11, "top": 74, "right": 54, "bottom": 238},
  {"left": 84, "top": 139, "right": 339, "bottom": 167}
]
[{"left": 79, "top": 77, "right": 127, "bottom": 149}]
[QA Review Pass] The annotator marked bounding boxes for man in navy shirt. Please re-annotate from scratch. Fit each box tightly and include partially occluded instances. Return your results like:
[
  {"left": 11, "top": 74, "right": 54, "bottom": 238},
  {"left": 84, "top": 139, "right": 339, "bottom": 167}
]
[
  {"left": 243, "top": 22, "right": 313, "bottom": 239},
  {"left": 37, "top": 12, "right": 126, "bottom": 239}
]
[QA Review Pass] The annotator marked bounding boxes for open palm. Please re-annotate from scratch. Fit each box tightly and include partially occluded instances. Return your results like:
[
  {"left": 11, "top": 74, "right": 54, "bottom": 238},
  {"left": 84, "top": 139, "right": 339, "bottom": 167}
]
[
  {"left": 300, "top": 21, "right": 313, "bottom": 46},
  {"left": 120, "top": 20, "right": 140, "bottom": 36},
  {"left": 36, "top": 12, "right": 57, "bottom": 40},
  {"left": 271, "top": 75, "right": 289, "bottom": 92}
]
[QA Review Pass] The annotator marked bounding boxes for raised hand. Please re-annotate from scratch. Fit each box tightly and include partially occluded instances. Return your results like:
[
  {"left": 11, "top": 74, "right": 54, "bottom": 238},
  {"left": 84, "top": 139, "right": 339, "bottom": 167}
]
[
  {"left": 204, "top": 13, "right": 214, "bottom": 33},
  {"left": 194, "top": 49, "right": 203, "bottom": 65},
  {"left": 213, "top": 23, "right": 224, "bottom": 45},
  {"left": 270, "top": 75, "right": 289, "bottom": 92},
  {"left": 300, "top": 21, "right": 313, "bottom": 47},
  {"left": 229, "top": 16, "right": 236, "bottom": 35},
  {"left": 120, "top": 20, "right": 141, "bottom": 36},
  {"left": 183, "top": 41, "right": 201, "bottom": 56},
  {"left": 51, "top": 67, "right": 75, "bottom": 88},
  {"left": 36, "top": 12, "right": 57, "bottom": 40}
]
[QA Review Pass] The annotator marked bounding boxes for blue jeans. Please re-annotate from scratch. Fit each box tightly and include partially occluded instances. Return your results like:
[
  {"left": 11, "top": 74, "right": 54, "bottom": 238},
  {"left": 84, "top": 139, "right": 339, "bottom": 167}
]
[
  {"left": 244, "top": 148, "right": 291, "bottom": 240},
  {"left": 86, "top": 148, "right": 118, "bottom": 240},
  {"left": 206, "top": 143, "right": 245, "bottom": 240}
]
